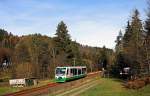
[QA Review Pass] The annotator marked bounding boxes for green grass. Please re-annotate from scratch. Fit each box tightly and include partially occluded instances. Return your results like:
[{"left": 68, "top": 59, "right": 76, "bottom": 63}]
[
  {"left": 0, "top": 87, "right": 20, "bottom": 95},
  {"left": 80, "top": 78, "right": 150, "bottom": 96}
]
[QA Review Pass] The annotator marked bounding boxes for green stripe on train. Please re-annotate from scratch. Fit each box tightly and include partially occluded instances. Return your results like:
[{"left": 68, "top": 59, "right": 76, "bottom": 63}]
[{"left": 55, "top": 74, "right": 86, "bottom": 82}]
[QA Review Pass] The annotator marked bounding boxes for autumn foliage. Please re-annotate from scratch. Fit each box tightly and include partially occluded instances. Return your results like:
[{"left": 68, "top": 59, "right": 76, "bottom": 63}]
[{"left": 0, "top": 22, "right": 113, "bottom": 80}]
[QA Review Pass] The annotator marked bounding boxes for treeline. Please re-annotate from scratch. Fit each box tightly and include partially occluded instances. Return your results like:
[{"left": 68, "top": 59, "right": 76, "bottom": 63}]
[
  {"left": 0, "top": 21, "right": 113, "bottom": 79},
  {"left": 113, "top": 3, "right": 150, "bottom": 78}
]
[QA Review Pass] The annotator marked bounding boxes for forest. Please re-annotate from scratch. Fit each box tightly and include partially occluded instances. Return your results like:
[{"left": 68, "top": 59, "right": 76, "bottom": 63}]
[{"left": 0, "top": 21, "right": 114, "bottom": 80}]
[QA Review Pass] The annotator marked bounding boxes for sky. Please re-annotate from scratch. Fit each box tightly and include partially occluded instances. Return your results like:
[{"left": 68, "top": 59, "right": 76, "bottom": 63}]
[{"left": 0, "top": 0, "right": 147, "bottom": 49}]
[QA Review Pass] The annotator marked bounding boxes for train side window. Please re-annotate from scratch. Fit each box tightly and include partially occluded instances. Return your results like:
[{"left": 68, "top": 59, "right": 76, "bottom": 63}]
[
  {"left": 75, "top": 69, "right": 77, "bottom": 75},
  {"left": 71, "top": 69, "right": 73, "bottom": 74},
  {"left": 67, "top": 69, "right": 69, "bottom": 75},
  {"left": 71, "top": 68, "right": 75, "bottom": 76},
  {"left": 78, "top": 69, "right": 81, "bottom": 75},
  {"left": 73, "top": 69, "right": 77, "bottom": 75},
  {"left": 73, "top": 69, "right": 75, "bottom": 75},
  {"left": 72, "top": 69, "right": 74, "bottom": 75},
  {"left": 70, "top": 68, "right": 74, "bottom": 76}
]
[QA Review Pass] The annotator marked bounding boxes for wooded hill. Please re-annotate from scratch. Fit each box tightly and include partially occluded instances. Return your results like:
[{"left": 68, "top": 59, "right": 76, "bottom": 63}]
[{"left": 0, "top": 21, "right": 114, "bottom": 79}]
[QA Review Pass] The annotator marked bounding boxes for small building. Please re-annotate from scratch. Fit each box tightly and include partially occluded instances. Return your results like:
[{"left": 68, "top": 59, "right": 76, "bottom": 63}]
[{"left": 9, "top": 78, "right": 38, "bottom": 87}]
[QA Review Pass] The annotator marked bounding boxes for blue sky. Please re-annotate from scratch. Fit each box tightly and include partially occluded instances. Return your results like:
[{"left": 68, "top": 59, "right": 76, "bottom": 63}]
[{"left": 0, "top": 0, "right": 147, "bottom": 48}]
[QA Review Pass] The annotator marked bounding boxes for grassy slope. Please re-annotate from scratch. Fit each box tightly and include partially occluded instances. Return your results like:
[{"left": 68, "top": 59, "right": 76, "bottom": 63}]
[
  {"left": 80, "top": 78, "right": 150, "bottom": 96},
  {"left": 0, "top": 79, "right": 54, "bottom": 95},
  {"left": 0, "top": 87, "right": 19, "bottom": 95}
]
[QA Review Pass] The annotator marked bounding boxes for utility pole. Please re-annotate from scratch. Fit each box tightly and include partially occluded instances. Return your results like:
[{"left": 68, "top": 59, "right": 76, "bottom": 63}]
[
  {"left": 73, "top": 58, "right": 76, "bottom": 66},
  {"left": 90, "top": 63, "right": 93, "bottom": 72},
  {"left": 52, "top": 48, "right": 56, "bottom": 65},
  {"left": 50, "top": 47, "right": 56, "bottom": 78}
]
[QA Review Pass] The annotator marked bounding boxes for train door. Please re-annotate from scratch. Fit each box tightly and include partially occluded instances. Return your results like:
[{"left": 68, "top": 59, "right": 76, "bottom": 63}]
[{"left": 66, "top": 67, "right": 70, "bottom": 78}]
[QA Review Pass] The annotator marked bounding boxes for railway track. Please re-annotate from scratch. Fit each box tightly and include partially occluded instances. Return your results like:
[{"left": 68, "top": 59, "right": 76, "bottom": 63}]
[
  {"left": 3, "top": 83, "right": 59, "bottom": 96},
  {"left": 55, "top": 78, "right": 100, "bottom": 96},
  {"left": 3, "top": 71, "right": 100, "bottom": 96}
]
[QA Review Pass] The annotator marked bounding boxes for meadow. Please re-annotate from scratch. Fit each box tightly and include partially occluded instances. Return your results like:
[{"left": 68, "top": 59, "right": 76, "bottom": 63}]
[{"left": 80, "top": 78, "right": 150, "bottom": 96}]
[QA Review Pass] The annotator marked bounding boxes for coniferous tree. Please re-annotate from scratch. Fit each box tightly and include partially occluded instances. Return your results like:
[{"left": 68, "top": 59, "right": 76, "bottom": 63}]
[
  {"left": 122, "top": 21, "right": 135, "bottom": 71},
  {"left": 0, "top": 29, "right": 8, "bottom": 42},
  {"left": 55, "top": 21, "right": 71, "bottom": 52},
  {"left": 144, "top": 1, "right": 150, "bottom": 73},
  {"left": 100, "top": 46, "right": 108, "bottom": 70},
  {"left": 130, "top": 9, "right": 143, "bottom": 74},
  {"left": 123, "top": 21, "right": 132, "bottom": 49},
  {"left": 54, "top": 21, "right": 82, "bottom": 65},
  {"left": 115, "top": 30, "right": 123, "bottom": 54},
  {"left": 113, "top": 30, "right": 125, "bottom": 77}
]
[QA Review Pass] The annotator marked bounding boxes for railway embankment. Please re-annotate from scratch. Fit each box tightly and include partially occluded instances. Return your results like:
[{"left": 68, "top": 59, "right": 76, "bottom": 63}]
[{"left": 2, "top": 71, "right": 100, "bottom": 96}]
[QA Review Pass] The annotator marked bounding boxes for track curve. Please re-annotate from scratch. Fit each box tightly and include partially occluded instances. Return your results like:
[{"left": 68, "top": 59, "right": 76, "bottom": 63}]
[{"left": 3, "top": 71, "right": 100, "bottom": 96}]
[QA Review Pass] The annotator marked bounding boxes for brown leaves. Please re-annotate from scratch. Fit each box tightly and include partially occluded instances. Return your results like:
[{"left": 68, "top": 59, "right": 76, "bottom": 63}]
[
  {"left": 0, "top": 48, "right": 12, "bottom": 64},
  {"left": 125, "top": 77, "right": 150, "bottom": 89}
]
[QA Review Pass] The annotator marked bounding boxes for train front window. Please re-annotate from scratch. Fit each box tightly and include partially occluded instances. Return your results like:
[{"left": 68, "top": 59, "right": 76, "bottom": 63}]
[{"left": 56, "top": 68, "right": 66, "bottom": 75}]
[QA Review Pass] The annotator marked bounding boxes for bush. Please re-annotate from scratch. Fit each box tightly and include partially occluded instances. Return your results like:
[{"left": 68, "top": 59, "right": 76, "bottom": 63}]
[
  {"left": 142, "top": 77, "right": 150, "bottom": 85},
  {"left": 0, "top": 77, "right": 10, "bottom": 82},
  {"left": 0, "top": 79, "right": 3, "bottom": 82},
  {"left": 125, "top": 77, "right": 150, "bottom": 89}
]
